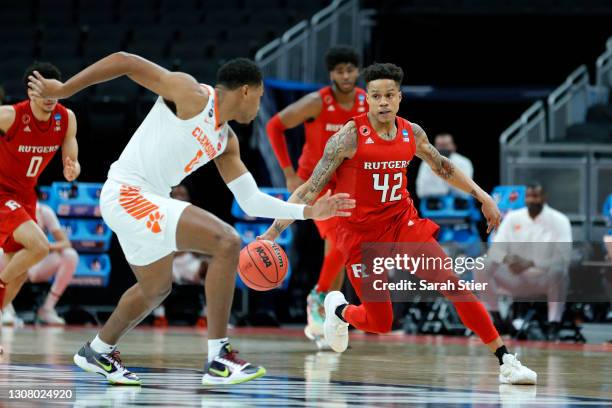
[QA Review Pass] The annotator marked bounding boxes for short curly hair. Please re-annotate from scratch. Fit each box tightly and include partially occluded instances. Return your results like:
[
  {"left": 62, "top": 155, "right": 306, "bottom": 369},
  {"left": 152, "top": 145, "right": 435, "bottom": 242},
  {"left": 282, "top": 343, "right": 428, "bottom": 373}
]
[
  {"left": 217, "top": 58, "right": 263, "bottom": 90},
  {"left": 23, "top": 62, "right": 61, "bottom": 91},
  {"left": 362, "top": 63, "right": 403, "bottom": 87},
  {"left": 325, "top": 45, "right": 360, "bottom": 71}
]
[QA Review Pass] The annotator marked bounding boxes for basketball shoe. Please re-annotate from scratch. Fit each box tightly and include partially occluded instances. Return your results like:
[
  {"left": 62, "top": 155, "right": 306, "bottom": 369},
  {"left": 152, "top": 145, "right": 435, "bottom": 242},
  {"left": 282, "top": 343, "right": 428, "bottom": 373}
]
[
  {"left": 499, "top": 353, "right": 537, "bottom": 385},
  {"left": 305, "top": 287, "right": 331, "bottom": 349},
  {"left": 323, "top": 291, "right": 349, "bottom": 353},
  {"left": 73, "top": 342, "right": 141, "bottom": 385},
  {"left": 202, "top": 343, "right": 266, "bottom": 385}
]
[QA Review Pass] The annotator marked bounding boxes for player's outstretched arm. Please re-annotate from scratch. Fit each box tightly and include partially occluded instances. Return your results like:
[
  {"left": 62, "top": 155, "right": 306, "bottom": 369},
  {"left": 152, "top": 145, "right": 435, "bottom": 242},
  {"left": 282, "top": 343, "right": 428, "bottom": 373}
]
[
  {"left": 27, "top": 52, "right": 206, "bottom": 117},
  {"left": 61, "top": 109, "right": 80, "bottom": 182},
  {"left": 413, "top": 123, "right": 501, "bottom": 233},
  {"left": 214, "top": 128, "right": 355, "bottom": 221},
  {"left": 262, "top": 121, "right": 358, "bottom": 241},
  {"left": 266, "top": 92, "right": 322, "bottom": 192}
]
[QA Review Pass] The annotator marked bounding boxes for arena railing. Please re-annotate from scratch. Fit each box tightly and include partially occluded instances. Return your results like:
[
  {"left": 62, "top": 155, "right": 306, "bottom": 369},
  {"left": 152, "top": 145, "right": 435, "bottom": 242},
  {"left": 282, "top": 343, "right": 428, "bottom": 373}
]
[
  {"left": 547, "top": 65, "right": 590, "bottom": 141},
  {"left": 255, "top": 0, "right": 365, "bottom": 83},
  {"left": 596, "top": 38, "right": 612, "bottom": 89}
]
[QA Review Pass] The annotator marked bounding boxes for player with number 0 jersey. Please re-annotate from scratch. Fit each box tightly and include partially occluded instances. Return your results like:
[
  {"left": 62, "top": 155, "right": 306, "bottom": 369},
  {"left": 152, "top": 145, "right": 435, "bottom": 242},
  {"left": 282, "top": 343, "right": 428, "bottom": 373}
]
[{"left": 0, "top": 62, "right": 79, "bottom": 324}]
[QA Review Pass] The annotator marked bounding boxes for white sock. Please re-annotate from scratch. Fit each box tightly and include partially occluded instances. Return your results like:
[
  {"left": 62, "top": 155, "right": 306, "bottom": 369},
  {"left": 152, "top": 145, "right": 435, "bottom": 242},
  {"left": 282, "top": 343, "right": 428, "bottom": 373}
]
[
  {"left": 90, "top": 334, "right": 116, "bottom": 354},
  {"left": 207, "top": 337, "right": 229, "bottom": 362}
]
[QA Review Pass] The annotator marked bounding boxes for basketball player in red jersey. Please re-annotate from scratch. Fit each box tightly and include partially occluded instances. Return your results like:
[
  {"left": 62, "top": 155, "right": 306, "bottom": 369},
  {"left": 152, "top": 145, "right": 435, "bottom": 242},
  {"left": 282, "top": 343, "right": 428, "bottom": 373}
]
[
  {"left": 0, "top": 62, "right": 80, "bottom": 336},
  {"left": 266, "top": 46, "right": 367, "bottom": 347},
  {"left": 262, "top": 63, "right": 537, "bottom": 384}
]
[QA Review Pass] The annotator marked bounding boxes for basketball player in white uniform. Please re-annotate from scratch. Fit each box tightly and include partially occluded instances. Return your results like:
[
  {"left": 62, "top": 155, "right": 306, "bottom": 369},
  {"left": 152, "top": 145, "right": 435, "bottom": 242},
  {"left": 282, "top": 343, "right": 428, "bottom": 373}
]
[
  {"left": 28, "top": 53, "right": 355, "bottom": 386},
  {"left": 0, "top": 201, "right": 78, "bottom": 326}
]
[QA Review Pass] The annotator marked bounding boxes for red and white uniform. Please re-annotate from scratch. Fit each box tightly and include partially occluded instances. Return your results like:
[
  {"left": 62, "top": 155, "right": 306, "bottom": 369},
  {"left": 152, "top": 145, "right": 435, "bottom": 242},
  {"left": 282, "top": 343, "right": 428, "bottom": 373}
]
[
  {"left": 301, "top": 86, "right": 367, "bottom": 239},
  {"left": 334, "top": 113, "right": 439, "bottom": 281},
  {"left": 0, "top": 100, "right": 68, "bottom": 252},
  {"left": 332, "top": 114, "right": 500, "bottom": 343}
]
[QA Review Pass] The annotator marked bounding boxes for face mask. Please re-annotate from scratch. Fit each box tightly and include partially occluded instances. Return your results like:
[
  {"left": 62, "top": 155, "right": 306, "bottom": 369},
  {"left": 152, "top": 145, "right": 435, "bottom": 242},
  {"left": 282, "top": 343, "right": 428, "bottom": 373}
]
[
  {"left": 438, "top": 149, "right": 452, "bottom": 158},
  {"left": 527, "top": 203, "right": 544, "bottom": 216}
]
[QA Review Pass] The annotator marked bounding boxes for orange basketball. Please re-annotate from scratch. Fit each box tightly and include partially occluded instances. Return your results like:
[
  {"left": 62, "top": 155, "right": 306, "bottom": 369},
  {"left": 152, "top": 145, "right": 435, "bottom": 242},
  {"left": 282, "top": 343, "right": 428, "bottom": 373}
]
[{"left": 238, "top": 240, "right": 289, "bottom": 291}]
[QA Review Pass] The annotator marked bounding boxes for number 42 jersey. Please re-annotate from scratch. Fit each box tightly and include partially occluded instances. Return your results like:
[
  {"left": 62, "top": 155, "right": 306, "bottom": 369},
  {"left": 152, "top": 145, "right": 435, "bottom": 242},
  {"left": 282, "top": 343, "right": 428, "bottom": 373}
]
[
  {"left": 0, "top": 100, "right": 68, "bottom": 195},
  {"left": 334, "top": 113, "right": 417, "bottom": 228}
]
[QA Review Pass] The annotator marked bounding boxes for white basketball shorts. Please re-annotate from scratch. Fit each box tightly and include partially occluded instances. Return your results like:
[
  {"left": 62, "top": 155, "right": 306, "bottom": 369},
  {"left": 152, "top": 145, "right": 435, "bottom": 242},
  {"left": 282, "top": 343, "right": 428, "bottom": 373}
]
[{"left": 100, "top": 179, "right": 190, "bottom": 266}]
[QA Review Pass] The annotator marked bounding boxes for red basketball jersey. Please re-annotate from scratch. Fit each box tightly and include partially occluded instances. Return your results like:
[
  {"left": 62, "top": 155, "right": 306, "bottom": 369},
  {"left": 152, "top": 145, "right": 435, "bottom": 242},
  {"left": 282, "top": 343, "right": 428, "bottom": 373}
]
[
  {"left": 297, "top": 86, "right": 368, "bottom": 180},
  {"left": 335, "top": 113, "right": 417, "bottom": 228},
  {"left": 0, "top": 100, "right": 69, "bottom": 194}
]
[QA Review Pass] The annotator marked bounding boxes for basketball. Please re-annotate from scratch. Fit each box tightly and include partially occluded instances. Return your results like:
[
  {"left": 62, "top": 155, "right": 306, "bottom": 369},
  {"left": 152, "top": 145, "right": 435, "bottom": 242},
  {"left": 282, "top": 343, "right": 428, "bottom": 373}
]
[{"left": 238, "top": 240, "right": 289, "bottom": 291}]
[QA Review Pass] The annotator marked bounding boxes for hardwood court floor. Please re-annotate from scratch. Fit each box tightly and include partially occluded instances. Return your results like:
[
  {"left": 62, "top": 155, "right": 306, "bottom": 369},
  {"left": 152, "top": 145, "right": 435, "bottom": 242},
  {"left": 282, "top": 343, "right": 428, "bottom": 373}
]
[{"left": 0, "top": 326, "right": 610, "bottom": 407}]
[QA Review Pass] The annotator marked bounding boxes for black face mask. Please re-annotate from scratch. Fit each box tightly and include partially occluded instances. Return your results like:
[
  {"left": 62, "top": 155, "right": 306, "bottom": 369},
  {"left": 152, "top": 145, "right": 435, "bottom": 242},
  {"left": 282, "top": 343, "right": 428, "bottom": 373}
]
[
  {"left": 438, "top": 149, "right": 452, "bottom": 158},
  {"left": 527, "top": 202, "right": 544, "bottom": 217}
]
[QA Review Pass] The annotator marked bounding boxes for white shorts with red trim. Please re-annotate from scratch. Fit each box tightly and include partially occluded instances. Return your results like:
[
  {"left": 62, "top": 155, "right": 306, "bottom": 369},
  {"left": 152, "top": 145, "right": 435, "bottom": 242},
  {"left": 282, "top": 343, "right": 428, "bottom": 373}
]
[{"left": 100, "top": 178, "right": 190, "bottom": 266}]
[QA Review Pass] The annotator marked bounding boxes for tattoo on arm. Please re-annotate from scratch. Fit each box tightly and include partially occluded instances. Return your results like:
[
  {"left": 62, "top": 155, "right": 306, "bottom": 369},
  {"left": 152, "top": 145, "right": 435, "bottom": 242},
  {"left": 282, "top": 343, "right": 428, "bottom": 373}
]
[{"left": 303, "top": 121, "right": 357, "bottom": 202}]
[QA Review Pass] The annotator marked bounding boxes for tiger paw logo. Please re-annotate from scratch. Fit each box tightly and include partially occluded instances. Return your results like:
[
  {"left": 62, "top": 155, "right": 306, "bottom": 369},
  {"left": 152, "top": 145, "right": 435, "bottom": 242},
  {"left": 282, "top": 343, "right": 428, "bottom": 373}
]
[{"left": 146, "top": 211, "right": 164, "bottom": 233}]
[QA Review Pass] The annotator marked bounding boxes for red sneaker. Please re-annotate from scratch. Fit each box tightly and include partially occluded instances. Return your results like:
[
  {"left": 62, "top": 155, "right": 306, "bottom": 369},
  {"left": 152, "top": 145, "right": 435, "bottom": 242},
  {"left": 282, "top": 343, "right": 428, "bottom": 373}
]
[
  {"left": 195, "top": 316, "right": 207, "bottom": 329},
  {"left": 153, "top": 316, "right": 168, "bottom": 327}
]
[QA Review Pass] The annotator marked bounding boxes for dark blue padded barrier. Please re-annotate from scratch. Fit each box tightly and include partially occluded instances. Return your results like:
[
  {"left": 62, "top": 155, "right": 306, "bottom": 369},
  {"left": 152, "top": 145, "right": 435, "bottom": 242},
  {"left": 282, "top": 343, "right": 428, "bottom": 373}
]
[
  {"left": 56, "top": 218, "right": 112, "bottom": 253},
  {"left": 491, "top": 185, "right": 526, "bottom": 215},
  {"left": 603, "top": 194, "right": 612, "bottom": 234},
  {"left": 419, "top": 195, "right": 481, "bottom": 222},
  {"left": 71, "top": 254, "right": 111, "bottom": 287},
  {"left": 49, "top": 182, "right": 103, "bottom": 217}
]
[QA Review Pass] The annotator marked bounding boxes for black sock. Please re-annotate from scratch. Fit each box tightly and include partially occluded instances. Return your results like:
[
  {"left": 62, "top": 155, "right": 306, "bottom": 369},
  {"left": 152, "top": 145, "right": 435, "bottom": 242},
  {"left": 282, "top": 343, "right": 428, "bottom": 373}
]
[
  {"left": 495, "top": 345, "right": 509, "bottom": 365},
  {"left": 335, "top": 304, "right": 348, "bottom": 323}
]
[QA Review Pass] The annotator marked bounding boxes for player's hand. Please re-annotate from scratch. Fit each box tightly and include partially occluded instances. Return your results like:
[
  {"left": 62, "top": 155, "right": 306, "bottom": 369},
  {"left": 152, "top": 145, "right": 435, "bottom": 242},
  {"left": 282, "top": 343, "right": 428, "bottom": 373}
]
[
  {"left": 481, "top": 196, "right": 501, "bottom": 234},
  {"left": 63, "top": 157, "right": 80, "bottom": 181},
  {"left": 306, "top": 190, "right": 356, "bottom": 220},
  {"left": 257, "top": 232, "right": 277, "bottom": 242},
  {"left": 27, "top": 71, "right": 69, "bottom": 99},
  {"left": 285, "top": 172, "right": 304, "bottom": 193}
]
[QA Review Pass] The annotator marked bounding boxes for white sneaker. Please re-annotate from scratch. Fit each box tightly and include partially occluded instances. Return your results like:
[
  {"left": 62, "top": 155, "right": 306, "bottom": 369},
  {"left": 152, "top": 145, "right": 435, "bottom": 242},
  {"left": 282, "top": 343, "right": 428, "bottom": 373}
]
[
  {"left": 304, "top": 326, "right": 332, "bottom": 350},
  {"left": 323, "top": 291, "right": 349, "bottom": 353},
  {"left": 2, "top": 304, "right": 24, "bottom": 328},
  {"left": 37, "top": 308, "right": 66, "bottom": 325},
  {"left": 499, "top": 354, "right": 537, "bottom": 385}
]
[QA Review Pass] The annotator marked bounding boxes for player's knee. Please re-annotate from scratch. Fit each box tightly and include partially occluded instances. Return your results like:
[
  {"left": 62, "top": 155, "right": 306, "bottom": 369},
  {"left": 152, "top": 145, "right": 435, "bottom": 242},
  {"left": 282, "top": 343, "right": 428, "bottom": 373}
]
[
  {"left": 217, "top": 228, "right": 241, "bottom": 257},
  {"left": 145, "top": 282, "right": 172, "bottom": 305},
  {"left": 30, "top": 238, "right": 49, "bottom": 262},
  {"left": 62, "top": 248, "right": 79, "bottom": 266}
]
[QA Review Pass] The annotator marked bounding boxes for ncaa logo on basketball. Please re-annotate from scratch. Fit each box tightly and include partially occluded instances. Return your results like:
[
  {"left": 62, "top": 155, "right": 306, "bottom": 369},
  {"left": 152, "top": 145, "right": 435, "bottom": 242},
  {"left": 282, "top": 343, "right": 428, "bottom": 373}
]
[
  {"left": 360, "top": 125, "right": 371, "bottom": 136},
  {"left": 255, "top": 246, "right": 272, "bottom": 268}
]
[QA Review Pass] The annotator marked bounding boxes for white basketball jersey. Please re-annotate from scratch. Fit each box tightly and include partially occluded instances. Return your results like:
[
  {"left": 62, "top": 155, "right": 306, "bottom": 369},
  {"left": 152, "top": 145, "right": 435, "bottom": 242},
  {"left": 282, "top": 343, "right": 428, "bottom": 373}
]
[{"left": 107, "top": 84, "right": 229, "bottom": 195}]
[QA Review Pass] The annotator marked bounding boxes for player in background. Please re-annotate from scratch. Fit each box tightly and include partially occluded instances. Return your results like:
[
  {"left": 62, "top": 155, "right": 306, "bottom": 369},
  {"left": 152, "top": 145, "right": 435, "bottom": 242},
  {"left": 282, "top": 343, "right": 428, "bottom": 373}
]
[
  {"left": 28, "top": 53, "right": 355, "bottom": 385},
  {"left": 266, "top": 45, "right": 367, "bottom": 347},
  {"left": 262, "top": 63, "right": 537, "bottom": 385},
  {"left": 0, "top": 62, "right": 79, "bottom": 342},
  {"left": 0, "top": 196, "right": 79, "bottom": 326}
]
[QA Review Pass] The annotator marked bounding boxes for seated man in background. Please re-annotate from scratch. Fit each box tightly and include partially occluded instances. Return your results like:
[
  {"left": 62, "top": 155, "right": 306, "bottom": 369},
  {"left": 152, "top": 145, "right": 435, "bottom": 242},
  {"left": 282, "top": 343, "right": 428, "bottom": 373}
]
[
  {"left": 416, "top": 133, "right": 473, "bottom": 198},
  {"left": 475, "top": 183, "right": 572, "bottom": 340},
  {"left": 152, "top": 184, "right": 209, "bottom": 327},
  {"left": 0, "top": 199, "right": 78, "bottom": 325}
]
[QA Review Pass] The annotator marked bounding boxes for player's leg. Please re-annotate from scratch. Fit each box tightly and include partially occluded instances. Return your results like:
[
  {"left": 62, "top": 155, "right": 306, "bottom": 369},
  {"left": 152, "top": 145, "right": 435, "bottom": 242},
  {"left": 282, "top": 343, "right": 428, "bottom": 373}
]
[
  {"left": 323, "top": 244, "right": 395, "bottom": 352},
  {"left": 74, "top": 253, "right": 174, "bottom": 386},
  {"left": 415, "top": 237, "right": 536, "bottom": 384},
  {"left": 305, "top": 219, "right": 346, "bottom": 348},
  {"left": 29, "top": 249, "right": 78, "bottom": 324},
  {"left": 0, "top": 221, "right": 49, "bottom": 306},
  {"left": 175, "top": 205, "right": 265, "bottom": 385}
]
